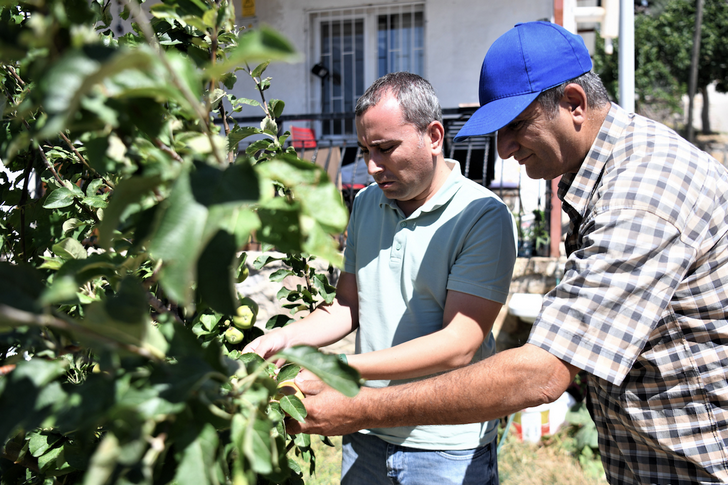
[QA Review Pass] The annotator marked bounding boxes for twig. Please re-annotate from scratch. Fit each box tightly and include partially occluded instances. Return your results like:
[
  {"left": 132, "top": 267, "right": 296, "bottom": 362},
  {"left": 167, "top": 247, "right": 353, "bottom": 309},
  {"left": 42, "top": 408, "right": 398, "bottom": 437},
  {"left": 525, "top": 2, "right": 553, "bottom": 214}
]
[
  {"left": 245, "top": 62, "right": 271, "bottom": 117},
  {"left": 153, "top": 139, "right": 185, "bottom": 163},
  {"left": 219, "top": 103, "right": 235, "bottom": 164},
  {"left": 119, "top": 0, "right": 224, "bottom": 166},
  {"left": 147, "top": 290, "right": 183, "bottom": 325},
  {"left": 0, "top": 304, "right": 164, "bottom": 361},
  {"left": 59, "top": 132, "right": 116, "bottom": 189},
  {"left": 3, "top": 64, "right": 26, "bottom": 86},
  {"left": 24, "top": 121, "right": 63, "bottom": 186}
]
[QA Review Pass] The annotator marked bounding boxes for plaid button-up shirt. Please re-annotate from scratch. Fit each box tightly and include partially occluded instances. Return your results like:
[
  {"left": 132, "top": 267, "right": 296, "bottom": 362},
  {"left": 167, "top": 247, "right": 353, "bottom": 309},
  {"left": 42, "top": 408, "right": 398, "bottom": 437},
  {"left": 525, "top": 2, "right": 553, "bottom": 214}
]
[{"left": 528, "top": 103, "right": 728, "bottom": 484}]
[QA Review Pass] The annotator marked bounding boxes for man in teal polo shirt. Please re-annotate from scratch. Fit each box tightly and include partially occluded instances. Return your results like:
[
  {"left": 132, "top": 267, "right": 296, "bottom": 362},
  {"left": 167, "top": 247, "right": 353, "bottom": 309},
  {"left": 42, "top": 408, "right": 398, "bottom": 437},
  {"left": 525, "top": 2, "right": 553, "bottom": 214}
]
[{"left": 244, "top": 72, "right": 517, "bottom": 484}]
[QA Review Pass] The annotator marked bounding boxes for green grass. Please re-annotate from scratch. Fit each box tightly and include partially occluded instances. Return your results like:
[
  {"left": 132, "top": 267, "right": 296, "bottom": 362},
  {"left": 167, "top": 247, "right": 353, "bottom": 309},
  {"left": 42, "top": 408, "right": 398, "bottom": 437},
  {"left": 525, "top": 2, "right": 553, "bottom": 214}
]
[
  {"left": 290, "top": 424, "right": 607, "bottom": 485},
  {"left": 291, "top": 436, "right": 342, "bottom": 485}
]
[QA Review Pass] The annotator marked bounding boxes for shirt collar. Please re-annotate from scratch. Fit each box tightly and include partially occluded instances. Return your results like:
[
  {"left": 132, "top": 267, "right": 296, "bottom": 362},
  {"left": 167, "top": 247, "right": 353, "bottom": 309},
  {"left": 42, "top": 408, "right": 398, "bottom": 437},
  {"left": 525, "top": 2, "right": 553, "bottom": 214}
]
[
  {"left": 379, "top": 159, "right": 464, "bottom": 219},
  {"left": 558, "top": 103, "right": 631, "bottom": 220}
]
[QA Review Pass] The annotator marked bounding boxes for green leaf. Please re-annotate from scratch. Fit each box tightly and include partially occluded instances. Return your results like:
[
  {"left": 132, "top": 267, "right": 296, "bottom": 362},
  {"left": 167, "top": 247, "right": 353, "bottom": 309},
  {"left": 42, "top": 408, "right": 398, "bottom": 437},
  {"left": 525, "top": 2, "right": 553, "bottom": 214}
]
[
  {"left": 196, "top": 230, "right": 238, "bottom": 315},
  {"left": 206, "top": 26, "right": 299, "bottom": 79},
  {"left": 269, "top": 268, "right": 295, "bottom": 283},
  {"left": 0, "top": 262, "right": 45, "bottom": 315},
  {"left": 98, "top": 175, "right": 163, "bottom": 250},
  {"left": 190, "top": 159, "right": 259, "bottom": 207},
  {"left": 43, "top": 186, "right": 77, "bottom": 209},
  {"left": 28, "top": 431, "right": 63, "bottom": 457},
  {"left": 149, "top": 170, "right": 208, "bottom": 306},
  {"left": 294, "top": 433, "right": 311, "bottom": 449},
  {"left": 253, "top": 254, "right": 282, "bottom": 270},
  {"left": 300, "top": 216, "right": 344, "bottom": 267},
  {"left": 41, "top": 275, "right": 80, "bottom": 305},
  {"left": 276, "top": 364, "right": 300, "bottom": 383},
  {"left": 53, "top": 237, "right": 88, "bottom": 260},
  {"left": 251, "top": 60, "right": 271, "bottom": 79},
  {"left": 265, "top": 314, "right": 293, "bottom": 330},
  {"left": 255, "top": 155, "right": 323, "bottom": 186},
  {"left": 298, "top": 183, "right": 349, "bottom": 232},
  {"left": 173, "top": 423, "right": 219, "bottom": 485},
  {"left": 312, "top": 273, "right": 336, "bottom": 304},
  {"left": 62, "top": 218, "right": 85, "bottom": 234},
  {"left": 37, "top": 445, "right": 64, "bottom": 472},
  {"left": 82, "top": 433, "right": 120, "bottom": 485},
  {"left": 246, "top": 138, "right": 273, "bottom": 155},
  {"left": 243, "top": 413, "right": 273, "bottom": 474},
  {"left": 269, "top": 99, "right": 285, "bottom": 119},
  {"left": 38, "top": 46, "right": 201, "bottom": 138},
  {"left": 228, "top": 126, "right": 261, "bottom": 146},
  {"left": 279, "top": 395, "right": 307, "bottom": 422},
  {"left": 55, "top": 253, "right": 124, "bottom": 285},
  {"left": 256, "top": 197, "right": 302, "bottom": 253},
  {"left": 0, "top": 360, "right": 67, "bottom": 444},
  {"left": 105, "top": 275, "right": 148, "bottom": 325},
  {"left": 80, "top": 285, "right": 167, "bottom": 359},
  {"left": 82, "top": 195, "right": 108, "bottom": 208},
  {"left": 277, "top": 346, "right": 360, "bottom": 397}
]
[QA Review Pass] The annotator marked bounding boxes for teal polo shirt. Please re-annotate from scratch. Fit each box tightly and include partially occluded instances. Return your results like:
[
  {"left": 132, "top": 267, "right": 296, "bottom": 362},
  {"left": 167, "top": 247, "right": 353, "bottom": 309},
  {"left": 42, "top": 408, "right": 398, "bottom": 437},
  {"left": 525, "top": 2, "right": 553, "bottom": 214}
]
[{"left": 344, "top": 160, "right": 518, "bottom": 450}]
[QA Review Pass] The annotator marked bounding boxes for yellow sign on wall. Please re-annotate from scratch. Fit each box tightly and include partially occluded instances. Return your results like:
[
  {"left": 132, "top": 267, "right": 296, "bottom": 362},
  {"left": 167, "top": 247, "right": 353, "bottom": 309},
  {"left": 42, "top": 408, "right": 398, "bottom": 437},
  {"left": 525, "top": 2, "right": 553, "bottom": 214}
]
[{"left": 242, "top": 0, "right": 255, "bottom": 17}]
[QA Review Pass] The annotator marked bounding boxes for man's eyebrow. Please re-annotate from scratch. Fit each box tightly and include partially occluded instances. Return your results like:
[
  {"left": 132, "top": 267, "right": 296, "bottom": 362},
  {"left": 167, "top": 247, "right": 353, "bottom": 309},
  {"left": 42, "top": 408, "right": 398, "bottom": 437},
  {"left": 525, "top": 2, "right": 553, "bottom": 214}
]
[{"left": 364, "top": 137, "right": 397, "bottom": 146}]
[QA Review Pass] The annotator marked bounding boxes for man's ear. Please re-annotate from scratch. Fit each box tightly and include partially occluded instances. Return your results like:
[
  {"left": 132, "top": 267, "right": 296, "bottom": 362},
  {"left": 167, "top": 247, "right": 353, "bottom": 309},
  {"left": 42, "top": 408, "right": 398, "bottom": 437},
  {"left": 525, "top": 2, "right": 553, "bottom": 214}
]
[
  {"left": 562, "top": 83, "right": 588, "bottom": 127},
  {"left": 427, "top": 121, "right": 445, "bottom": 154}
]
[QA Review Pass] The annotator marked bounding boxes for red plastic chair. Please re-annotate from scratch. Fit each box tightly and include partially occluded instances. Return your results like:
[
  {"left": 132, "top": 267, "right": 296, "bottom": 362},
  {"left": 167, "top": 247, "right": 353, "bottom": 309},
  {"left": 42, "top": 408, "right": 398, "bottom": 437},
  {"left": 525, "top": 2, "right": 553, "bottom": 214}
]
[{"left": 290, "top": 126, "right": 317, "bottom": 149}]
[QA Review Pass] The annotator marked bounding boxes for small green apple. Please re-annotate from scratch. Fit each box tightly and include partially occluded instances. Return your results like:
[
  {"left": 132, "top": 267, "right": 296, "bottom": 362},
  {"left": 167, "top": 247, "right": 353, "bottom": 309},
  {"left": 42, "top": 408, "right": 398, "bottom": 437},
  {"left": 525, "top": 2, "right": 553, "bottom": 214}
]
[
  {"left": 236, "top": 265, "right": 249, "bottom": 283},
  {"left": 232, "top": 297, "right": 259, "bottom": 330},
  {"left": 224, "top": 327, "right": 244, "bottom": 345}
]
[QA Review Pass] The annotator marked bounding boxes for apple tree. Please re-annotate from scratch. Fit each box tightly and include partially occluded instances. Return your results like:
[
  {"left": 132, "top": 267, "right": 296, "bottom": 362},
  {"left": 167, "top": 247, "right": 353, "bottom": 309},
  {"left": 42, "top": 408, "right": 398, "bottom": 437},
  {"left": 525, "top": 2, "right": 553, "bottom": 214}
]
[{"left": 0, "top": 0, "right": 359, "bottom": 484}]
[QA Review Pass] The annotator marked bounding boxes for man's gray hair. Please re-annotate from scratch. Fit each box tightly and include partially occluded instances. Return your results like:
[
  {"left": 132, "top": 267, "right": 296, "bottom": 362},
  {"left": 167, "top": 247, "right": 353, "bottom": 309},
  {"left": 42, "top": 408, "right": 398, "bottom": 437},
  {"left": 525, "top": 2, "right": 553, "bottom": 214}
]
[
  {"left": 537, "top": 71, "right": 611, "bottom": 118},
  {"left": 355, "top": 72, "right": 443, "bottom": 132}
]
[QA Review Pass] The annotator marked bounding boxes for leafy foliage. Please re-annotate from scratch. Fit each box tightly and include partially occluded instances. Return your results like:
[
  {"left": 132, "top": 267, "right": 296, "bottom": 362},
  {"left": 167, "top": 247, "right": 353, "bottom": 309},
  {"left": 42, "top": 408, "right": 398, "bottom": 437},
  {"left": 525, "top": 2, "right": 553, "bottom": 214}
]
[
  {"left": 593, "top": 0, "right": 728, "bottom": 123},
  {"left": 0, "top": 0, "right": 359, "bottom": 483}
]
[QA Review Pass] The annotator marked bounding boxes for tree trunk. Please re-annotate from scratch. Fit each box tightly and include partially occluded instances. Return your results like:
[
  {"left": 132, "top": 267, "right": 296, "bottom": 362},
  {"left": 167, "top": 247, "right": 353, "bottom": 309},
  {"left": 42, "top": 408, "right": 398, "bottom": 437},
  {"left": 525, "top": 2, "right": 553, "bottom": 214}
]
[{"left": 700, "top": 85, "right": 711, "bottom": 134}]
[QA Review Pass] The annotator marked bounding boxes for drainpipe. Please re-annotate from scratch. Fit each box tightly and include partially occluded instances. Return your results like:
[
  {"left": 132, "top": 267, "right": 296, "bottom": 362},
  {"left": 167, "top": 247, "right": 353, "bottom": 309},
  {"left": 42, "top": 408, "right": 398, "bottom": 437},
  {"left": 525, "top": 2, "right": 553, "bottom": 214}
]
[
  {"left": 551, "top": 0, "right": 565, "bottom": 258},
  {"left": 619, "top": 0, "right": 635, "bottom": 113}
]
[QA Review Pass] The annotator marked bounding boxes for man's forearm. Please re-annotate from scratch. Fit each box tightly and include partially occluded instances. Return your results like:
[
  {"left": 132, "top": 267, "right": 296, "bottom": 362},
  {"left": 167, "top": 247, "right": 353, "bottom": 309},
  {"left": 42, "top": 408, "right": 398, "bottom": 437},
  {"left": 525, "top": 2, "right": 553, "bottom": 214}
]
[{"left": 290, "top": 344, "right": 577, "bottom": 435}]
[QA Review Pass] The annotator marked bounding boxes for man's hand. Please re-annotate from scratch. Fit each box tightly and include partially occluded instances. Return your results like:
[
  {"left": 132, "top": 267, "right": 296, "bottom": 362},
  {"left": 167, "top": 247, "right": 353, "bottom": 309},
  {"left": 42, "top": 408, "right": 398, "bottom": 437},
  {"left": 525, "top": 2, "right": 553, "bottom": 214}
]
[
  {"left": 242, "top": 330, "right": 291, "bottom": 367},
  {"left": 285, "top": 370, "right": 368, "bottom": 436}
]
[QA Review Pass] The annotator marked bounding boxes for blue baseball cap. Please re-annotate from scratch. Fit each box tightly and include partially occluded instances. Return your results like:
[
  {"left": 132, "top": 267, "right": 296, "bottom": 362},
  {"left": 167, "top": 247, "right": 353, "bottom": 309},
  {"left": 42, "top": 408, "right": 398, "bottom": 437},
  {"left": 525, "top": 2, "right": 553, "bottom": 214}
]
[{"left": 454, "top": 21, "right": 592, "bottom": 141}]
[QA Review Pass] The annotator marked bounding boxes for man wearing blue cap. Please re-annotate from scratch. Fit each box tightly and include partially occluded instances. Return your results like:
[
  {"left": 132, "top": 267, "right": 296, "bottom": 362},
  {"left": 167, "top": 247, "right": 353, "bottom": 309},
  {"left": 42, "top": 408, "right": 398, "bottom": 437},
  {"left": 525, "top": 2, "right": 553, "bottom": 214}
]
[{"left": 288, "top": 21, "right": 728, "bottom": 485}]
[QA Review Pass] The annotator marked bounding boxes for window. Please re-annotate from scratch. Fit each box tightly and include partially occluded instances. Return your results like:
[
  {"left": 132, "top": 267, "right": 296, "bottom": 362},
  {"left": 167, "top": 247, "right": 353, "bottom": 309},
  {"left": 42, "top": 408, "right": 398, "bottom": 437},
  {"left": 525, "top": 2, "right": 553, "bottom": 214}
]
[
  {"left": 377, "top": 9, "right": 424, "bottom": 77},
  {"left": 319, "top": 16, "right": 365, "bottom": 137},
  {"left": 310, "top": 4, "right": 425, "bottom": 137}
]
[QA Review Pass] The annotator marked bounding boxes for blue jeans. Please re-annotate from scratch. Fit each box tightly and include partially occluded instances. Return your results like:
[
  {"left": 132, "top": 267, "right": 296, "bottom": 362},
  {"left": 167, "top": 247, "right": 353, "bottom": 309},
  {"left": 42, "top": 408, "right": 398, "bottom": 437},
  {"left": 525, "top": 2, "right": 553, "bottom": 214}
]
[{"left": 341, "top": 432, "right": 499, "bottom": 485}]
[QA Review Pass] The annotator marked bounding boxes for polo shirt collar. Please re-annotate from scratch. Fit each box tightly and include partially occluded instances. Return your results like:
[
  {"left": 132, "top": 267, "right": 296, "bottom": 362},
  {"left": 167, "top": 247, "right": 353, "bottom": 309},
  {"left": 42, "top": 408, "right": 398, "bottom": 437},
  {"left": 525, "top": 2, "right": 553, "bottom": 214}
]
[
  {"left": 379, "top": 159, "right": 464, "bottom": 219},
  {"left": 558, "top": 103, "right": 630, "bottom": 220}
]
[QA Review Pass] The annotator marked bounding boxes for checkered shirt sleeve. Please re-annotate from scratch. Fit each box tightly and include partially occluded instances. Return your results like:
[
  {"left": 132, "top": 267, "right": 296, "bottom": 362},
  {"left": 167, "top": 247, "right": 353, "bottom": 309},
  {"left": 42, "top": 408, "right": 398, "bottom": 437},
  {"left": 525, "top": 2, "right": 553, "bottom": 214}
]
[{"left": 528, "top": 104, "right": 728, "bottom": 484}]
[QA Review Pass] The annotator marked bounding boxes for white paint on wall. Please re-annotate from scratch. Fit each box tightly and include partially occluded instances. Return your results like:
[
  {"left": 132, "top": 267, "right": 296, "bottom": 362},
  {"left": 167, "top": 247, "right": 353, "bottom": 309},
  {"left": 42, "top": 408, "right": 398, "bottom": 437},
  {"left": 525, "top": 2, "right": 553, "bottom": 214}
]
[{"left": 231, "top": 0, "right": 553, "bottom": 121}]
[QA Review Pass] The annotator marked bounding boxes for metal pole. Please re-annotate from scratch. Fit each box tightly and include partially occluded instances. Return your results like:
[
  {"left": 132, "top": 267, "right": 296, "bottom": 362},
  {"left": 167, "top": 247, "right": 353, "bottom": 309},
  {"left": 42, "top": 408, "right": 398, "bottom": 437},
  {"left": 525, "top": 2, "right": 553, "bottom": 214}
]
[
  {"left": 618, "top": 0, "right": 635, "bottom": 113},
  {"left": 686, "top": 0, "right": 704, "bottom": 143}
]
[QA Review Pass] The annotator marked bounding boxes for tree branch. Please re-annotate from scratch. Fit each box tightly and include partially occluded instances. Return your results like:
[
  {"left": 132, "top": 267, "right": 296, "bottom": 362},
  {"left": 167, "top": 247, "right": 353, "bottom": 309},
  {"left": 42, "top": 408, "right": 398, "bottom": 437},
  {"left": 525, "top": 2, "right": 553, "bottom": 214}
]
[
  {"left": 59, "top": 132, "right": 115, "bottom": 189},
  {"left": 0, "top": 304, "right": 164, "bottom": 361},
  {"left": 119, "top": 0, "right": 224, "bottom": 166}
]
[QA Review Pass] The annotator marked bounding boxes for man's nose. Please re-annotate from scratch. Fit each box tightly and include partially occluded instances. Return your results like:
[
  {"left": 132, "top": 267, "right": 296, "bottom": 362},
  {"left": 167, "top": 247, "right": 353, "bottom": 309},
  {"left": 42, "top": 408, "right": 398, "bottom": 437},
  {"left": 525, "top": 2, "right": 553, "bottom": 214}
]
[
  {"left": 496, "top": 129, "right": 518, "bottom": 160},
  {"left": 366, "top": 155, "right": 384, "bottom": 175}
]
